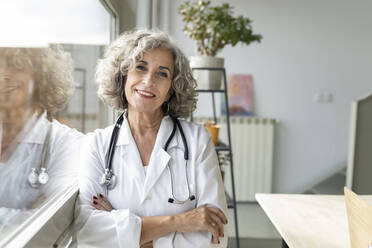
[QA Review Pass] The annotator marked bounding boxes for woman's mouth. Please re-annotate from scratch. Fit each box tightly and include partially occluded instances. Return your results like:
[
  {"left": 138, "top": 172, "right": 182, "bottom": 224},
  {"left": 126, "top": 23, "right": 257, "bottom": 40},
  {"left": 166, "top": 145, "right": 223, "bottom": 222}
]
[{"left": 136, "top": 89, "right": 155, "bottom": 98}]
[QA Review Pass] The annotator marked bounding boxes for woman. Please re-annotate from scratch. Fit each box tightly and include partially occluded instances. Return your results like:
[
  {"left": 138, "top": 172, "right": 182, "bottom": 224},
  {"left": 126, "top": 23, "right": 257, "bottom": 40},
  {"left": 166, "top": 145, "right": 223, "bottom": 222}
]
[
  {"left": 0, "top": 47, "right": 82, "bottom": 235},
  {"left": 75, "top": 29, "right": 228, "bottom": 248}
]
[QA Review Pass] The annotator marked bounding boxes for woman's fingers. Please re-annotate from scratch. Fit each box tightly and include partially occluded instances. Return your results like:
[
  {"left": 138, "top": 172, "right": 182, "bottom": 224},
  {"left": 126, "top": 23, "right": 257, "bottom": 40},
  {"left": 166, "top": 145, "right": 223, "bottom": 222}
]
[
  {"left": 92, "top": 199, "right": 106, "bottom": 211},
  {"left": 91, "top": 194, "right": 113, "bottom": 211},
  {"left": 211, "top": 235, "right": 219, "bottom": 244},
  {"left": 208, "top": 207, "right": 228, "bottom": 224},
  {"left": 209, "top": 212, "right": 224, "bottom": 237},
  {"left": 205, "top": 217, "right": 220, "bottom": 244},
  {"left": 174, "top": 205, "right": 226, "bottom": 244},
  {"left": 203, "top": 207, "right": 226, "bottom": 243},
  {"left": 97, "top": 194, "right": 114, "bottom": 211}
]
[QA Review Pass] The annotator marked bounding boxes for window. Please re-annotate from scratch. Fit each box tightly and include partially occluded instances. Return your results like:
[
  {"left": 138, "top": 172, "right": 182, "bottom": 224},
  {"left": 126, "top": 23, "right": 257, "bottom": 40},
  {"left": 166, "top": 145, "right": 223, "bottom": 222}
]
[{"left": 0, "top": 1, "right": 117, "bottom": 246}]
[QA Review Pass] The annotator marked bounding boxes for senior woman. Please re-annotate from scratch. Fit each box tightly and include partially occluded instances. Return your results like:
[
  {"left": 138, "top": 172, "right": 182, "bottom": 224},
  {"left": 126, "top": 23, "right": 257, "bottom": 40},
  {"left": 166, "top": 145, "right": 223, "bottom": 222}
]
[{"left": 75, "top": 29, "right": 228, "bottom": 248}]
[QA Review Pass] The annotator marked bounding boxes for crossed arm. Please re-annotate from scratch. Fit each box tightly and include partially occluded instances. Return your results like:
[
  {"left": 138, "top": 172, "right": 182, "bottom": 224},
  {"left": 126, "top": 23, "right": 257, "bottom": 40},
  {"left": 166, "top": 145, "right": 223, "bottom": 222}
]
[{"left": 92, "top": 194, "right": 228, "bottom": 246}]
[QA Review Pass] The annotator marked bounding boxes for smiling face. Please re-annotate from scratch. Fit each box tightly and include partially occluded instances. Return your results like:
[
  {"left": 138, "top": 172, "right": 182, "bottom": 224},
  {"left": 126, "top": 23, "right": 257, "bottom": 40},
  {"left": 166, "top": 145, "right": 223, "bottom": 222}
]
[
  {"left": 0, "top": 67, "right": 35, "bottom": 153},
  {"left": 0, "top": 67, "right": 33, "bottom": 110},
  {"left": 124, "top": 47, "right": 174, "bottom": 116}
]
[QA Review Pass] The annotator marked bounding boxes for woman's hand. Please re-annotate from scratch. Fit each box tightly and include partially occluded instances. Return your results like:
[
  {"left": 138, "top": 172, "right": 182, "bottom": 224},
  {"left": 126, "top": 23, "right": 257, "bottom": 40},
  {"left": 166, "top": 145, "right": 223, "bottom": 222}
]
[
  {"left": 92, "top": 194, "right": 114, "bottom": 211},
  {"left": 174, "top": 206, "right": 228, "bottom": 244}
]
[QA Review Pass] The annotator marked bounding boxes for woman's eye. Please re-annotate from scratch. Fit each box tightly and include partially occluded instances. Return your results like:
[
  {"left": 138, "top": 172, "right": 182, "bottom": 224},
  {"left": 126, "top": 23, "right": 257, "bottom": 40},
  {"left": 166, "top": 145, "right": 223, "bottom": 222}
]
[
  {"left": 158, "top": 71, "right": 168, "bottom": 78},
  {"left": 136, "top": 65, "right": 146, "bottom": 71}
]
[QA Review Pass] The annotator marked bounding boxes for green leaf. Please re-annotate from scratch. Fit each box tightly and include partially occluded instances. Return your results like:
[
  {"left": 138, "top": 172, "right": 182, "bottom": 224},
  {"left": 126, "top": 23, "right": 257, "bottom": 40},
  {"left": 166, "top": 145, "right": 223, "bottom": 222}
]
[{"left": 178, "top": 0, "right": 263, "bottom": 56}]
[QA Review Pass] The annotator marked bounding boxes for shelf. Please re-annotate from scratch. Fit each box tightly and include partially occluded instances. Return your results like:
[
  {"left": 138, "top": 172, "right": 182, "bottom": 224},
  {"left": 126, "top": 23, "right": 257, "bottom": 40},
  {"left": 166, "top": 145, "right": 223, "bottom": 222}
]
[
  {"left": 193, "top": 66, "right": 239, "bottom": 247},
  {"left": 196, "top": 89, "right": 225, "bottom": 93},
  {"left": 191, "top": 67, "right": 226, "bottom": 71},
  {"left": 215, "top": 142, "right": 231, "bottom": 152},
  {"left": 226, "top": 193, "right": 235, "bottom": 209}
]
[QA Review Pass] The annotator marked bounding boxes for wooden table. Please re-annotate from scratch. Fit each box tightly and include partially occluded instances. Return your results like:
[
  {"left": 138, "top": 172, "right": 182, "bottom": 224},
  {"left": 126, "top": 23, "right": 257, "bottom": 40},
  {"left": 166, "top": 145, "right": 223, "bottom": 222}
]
[{"left": 256, "top": 193, "right": 372, "bottom": 248}]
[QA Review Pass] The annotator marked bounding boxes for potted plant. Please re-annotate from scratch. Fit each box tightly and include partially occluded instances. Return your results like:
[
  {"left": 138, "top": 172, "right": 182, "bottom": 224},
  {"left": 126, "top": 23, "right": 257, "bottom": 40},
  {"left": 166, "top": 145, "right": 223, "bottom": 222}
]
[{"left": 178, "top": 0, "right": 262, "bottom": 89}]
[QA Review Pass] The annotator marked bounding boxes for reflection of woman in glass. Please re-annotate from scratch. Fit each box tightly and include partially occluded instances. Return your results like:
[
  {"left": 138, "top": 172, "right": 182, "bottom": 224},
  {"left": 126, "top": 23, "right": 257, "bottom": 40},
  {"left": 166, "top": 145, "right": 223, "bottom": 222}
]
[{"left": 0, "top": 47, "right": 82, "bottom": 233}]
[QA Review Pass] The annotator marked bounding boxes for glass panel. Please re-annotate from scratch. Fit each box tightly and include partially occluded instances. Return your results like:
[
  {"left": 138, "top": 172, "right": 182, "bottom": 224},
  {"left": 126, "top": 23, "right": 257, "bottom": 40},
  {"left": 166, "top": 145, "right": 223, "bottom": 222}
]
[
  {"left": 55, "top": 44, "right": 108, "bottom": 133},
  {"left": 0, "top": 0, "right": 114, "bottom": 246},
  {"left": 0, "top": 0, "right": 111, "bottom": 46}
]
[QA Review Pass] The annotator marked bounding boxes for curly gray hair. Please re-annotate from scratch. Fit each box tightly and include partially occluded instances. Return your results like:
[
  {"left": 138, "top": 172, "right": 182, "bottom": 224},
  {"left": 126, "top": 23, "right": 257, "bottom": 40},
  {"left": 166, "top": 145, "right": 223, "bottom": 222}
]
[
  {"left": 0, "top": 46, "right": 74, "bottom": 120},
  {"left": 96, "top": 29, "right": 197, "bottom": 118}
]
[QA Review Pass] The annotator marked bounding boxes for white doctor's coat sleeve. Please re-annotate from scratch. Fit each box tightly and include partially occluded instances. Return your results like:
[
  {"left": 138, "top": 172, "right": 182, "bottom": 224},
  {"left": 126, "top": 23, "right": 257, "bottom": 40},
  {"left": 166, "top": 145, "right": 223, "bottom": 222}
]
[
  {"left": 75, "top": 132, "right": 142, "bottom": 248},
  {"left": 171, "top": 128, "right": 228, "bottom": 248}
]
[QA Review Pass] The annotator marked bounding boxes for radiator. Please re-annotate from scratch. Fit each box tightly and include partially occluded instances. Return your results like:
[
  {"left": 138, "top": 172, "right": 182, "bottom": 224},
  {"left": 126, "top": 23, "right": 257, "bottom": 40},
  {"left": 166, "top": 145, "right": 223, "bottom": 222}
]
[{"left": 193, "top": 117, "right": 276, "bottom": 201}]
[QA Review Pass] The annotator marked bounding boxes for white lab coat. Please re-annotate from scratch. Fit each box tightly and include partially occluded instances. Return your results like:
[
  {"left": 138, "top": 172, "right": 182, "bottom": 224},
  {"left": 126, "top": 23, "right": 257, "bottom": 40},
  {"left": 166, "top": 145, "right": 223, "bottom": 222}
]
[
  {"left": 75, "top": 115, "right": 228, "bottom": 248},
  {"left": 0, "top": 112, "right": 82, "bottom": 235}
]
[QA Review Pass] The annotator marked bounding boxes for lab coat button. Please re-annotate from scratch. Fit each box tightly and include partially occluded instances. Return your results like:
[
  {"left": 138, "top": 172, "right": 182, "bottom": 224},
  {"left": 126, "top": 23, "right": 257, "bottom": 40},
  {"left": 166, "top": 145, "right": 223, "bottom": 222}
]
[{"left": 145, "top": 196, "right": 152, "bottom": 201}]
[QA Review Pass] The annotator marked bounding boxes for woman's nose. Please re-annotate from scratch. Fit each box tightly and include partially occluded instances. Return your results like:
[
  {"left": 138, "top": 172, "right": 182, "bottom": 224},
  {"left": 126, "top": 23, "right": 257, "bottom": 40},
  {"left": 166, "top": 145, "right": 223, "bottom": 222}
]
[{"left": 142, "top": 72, "right": 156, "bottom": 85}]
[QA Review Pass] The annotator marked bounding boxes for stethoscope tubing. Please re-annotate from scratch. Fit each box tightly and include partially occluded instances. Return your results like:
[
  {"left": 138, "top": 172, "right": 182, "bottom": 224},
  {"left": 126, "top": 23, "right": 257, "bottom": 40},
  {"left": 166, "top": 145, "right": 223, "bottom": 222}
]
[{"left": 103, "top": 113, "right": 195, "bottom": 203}]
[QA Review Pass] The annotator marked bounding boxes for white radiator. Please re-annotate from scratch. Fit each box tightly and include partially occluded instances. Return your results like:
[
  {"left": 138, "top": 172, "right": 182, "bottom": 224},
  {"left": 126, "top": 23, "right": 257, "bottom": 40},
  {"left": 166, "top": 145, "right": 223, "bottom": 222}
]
[{"left": 194, "top": 117, "right": 276, "bottom": 201}]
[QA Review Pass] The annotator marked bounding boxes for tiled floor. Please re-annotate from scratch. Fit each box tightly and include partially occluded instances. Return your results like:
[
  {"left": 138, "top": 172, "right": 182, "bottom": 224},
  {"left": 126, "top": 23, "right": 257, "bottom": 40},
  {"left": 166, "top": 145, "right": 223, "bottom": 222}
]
[{"left": 227, "top": 202, "right": 282, "bottom": 248}]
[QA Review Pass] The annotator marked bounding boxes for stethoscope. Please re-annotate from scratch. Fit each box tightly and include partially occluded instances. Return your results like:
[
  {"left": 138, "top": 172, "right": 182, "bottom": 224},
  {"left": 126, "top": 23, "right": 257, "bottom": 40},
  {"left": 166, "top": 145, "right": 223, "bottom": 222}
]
[
  {"left": 0, "top": 78, "right": 49, "bottom": 189},
  {"left": 27, "top": 119, "right": 50, "bottom": 188},
  {"left": 0, "top": 113, "right": 50, "bottom": 189},
  {"left": 100, "top": 113, "right": 196, "bottom": 204}
]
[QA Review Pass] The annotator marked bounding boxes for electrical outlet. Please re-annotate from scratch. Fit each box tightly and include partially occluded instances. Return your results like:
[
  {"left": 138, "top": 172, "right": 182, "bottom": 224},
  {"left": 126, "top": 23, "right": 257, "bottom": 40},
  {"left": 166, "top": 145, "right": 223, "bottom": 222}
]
[{"left": 313, "top": 93, "right": 333, "bottom": 103}]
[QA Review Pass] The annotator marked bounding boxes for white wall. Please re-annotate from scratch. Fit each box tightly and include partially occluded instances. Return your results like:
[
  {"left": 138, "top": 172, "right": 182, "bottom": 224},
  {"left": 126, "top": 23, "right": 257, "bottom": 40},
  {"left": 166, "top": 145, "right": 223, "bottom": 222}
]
[{"left": 168, "top": 0, "right": 372, "bottom": 193}]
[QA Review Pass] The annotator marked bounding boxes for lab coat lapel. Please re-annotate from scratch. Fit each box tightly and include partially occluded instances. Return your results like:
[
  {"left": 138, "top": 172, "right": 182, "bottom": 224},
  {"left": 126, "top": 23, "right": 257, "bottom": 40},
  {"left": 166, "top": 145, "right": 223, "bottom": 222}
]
[
  {"left": 141, "top": 116, "right": 178, "bottom": 204},
  {"left": 119, "top": 116, "right": 146, "bottom": 187}
]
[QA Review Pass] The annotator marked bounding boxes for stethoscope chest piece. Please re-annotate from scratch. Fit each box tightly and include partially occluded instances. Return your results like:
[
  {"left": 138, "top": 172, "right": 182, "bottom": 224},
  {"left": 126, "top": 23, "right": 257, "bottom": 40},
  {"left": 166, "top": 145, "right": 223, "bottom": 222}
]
[
  {"left": 38, "top": 168, "right": 49, "bottom": 185},
  {"left": 28, "top": 167, "right": 49, "bottom": 188},
  {"left": 28, "top": 168, "right": 39, "bottom": 188}
]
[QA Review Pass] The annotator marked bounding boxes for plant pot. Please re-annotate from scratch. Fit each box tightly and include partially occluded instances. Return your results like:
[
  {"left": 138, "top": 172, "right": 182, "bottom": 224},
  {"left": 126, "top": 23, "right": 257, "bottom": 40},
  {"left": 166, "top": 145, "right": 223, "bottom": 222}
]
[
  {"left": 205, "top": 124, "right": 220, "bottom": 146},
  {"left": 190, "top": 56, "right": 224, "bottom": 90}
]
